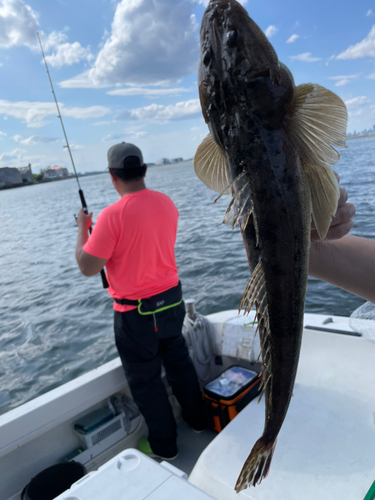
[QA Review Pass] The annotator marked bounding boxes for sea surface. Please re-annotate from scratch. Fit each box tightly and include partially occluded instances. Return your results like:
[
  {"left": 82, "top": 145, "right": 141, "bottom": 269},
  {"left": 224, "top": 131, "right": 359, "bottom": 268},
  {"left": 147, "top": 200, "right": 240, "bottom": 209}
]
[{"left": 0, "top": 136, "right": 374, "bottom": 415}]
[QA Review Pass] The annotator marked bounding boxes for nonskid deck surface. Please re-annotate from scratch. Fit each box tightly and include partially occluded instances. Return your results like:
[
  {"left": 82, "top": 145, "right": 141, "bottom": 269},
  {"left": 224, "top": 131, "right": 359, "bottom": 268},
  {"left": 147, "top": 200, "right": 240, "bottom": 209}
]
[{"left": 152, "top": 420, "right": 217, "bottom": 475}]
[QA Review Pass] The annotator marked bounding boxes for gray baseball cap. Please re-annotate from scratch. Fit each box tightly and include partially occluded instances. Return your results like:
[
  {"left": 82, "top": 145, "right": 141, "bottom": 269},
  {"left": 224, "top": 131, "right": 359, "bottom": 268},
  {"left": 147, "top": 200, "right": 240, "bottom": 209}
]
[{"left": 107, "top": 142, "right": 144, "bottom": 169}]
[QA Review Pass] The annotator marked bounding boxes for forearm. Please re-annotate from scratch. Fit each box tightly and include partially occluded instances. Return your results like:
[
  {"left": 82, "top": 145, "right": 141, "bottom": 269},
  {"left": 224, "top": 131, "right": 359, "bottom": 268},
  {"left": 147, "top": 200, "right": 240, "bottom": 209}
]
[
  {"left": 75, "top": 227, "right": 90, "bottom": 270},
  {"left": 309, "top": 235, "right": 375, "bottom": 303}
]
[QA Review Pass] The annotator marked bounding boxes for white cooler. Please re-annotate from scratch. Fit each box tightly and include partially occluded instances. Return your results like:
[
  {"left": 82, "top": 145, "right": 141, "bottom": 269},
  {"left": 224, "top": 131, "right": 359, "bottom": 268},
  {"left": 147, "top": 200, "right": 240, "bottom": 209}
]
[{"left": 53, "top": 448, "right": 216, "bottom": 500}]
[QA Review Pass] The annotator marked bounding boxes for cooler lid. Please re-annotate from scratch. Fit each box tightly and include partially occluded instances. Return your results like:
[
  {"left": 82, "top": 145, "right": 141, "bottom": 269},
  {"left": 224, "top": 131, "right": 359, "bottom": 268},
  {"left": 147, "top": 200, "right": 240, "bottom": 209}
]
[{"left": 204, "top": 366, "right": 258, "bottom": 399}]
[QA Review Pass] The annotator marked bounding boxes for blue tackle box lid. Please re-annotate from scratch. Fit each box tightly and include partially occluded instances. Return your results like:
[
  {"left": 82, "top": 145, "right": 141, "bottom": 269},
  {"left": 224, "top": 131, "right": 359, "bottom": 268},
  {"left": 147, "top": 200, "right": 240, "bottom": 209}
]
[{"left": 204, "top": 365, "right": 259, "bottom": 400}]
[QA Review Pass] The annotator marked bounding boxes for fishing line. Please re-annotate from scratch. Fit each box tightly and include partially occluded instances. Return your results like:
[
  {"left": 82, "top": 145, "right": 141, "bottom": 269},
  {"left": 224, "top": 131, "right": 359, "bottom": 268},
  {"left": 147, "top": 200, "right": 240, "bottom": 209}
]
[{"left": 37, "top": 32, "right": 109, "bottom": 289}]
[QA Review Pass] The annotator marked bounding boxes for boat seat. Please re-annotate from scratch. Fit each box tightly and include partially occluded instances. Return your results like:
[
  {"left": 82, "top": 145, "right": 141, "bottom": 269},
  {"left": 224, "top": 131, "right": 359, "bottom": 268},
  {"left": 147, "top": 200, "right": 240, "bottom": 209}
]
[{"left": 189, "top": 327, "right": 375, "bottom": 499}]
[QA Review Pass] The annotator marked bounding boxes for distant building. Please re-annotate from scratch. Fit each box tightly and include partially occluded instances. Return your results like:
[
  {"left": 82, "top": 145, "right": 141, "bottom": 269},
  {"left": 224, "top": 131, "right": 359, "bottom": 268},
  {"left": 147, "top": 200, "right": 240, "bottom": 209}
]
[
  {"left": 18, "top": 164, "right": 32, "bottom": 183},
  {"left": 0, "top": 167, "right": 22, "bottom": 187},
  {"left": 155, "top": 158, "right": 171, "bottom": 165},
  {"left": 43, "top": 165, "right": 69, "bottom": 180},
  {"left": 171, "top": 158, "right": 183, "bottom": 164}
]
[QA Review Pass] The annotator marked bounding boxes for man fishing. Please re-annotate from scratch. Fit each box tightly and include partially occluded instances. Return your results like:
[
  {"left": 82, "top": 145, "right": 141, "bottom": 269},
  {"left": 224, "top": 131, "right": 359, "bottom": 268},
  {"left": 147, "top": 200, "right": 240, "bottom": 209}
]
[{"left": 75, "top": 142, "right": 206, "bottom": 460}]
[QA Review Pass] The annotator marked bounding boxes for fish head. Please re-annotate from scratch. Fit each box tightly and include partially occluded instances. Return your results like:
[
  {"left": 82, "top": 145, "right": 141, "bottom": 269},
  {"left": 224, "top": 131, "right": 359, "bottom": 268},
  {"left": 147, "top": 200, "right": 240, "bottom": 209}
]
[{"left": 198, "top": 0, "right": 294, "bottom": 144}]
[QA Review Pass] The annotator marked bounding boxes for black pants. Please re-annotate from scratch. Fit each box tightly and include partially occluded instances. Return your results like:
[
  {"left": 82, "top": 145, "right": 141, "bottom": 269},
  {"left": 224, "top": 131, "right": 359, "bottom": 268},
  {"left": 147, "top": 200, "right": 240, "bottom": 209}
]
[{"left": 114, "top": 302, "right": 206, "bottom": 457}]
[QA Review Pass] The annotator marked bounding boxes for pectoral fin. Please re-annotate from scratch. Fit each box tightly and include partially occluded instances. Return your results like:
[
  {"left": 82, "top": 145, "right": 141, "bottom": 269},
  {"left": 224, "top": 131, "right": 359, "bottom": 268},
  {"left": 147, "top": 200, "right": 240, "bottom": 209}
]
[
  {"left": 194, "top": 133, "right": 231, "bottom": 194},
  {"left": 285, "top": 84, "right": 347, "bottom": 239}
]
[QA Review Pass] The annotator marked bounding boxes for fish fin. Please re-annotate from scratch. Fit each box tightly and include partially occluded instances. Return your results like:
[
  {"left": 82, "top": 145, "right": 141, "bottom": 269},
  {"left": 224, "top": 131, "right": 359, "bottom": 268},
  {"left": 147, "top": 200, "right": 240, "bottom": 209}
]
[
  {"left": 285, "top": 83, "right": 347, "bottom": 239},
  {"left": 303, "top": 160, "right": 339, "bottom": 239},
  {"left": 239, "top": 262, "right": 272, "bottom": 402},
  {"left": 239, "top": 261, "right": 266, "bottom": 314},
  {"left": 235, "top": 437, "right": 277, "bottom": 492},
  {"left": 223, "top": 183, "right": 252, "bottom": 229},
  {"left": 194, "top": 133, "right": 231, "bottom": 194}
]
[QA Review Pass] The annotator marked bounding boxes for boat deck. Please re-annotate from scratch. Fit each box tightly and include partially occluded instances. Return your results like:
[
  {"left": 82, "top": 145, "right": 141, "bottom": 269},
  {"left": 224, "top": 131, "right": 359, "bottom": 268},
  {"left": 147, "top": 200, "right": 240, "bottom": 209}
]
[{"left": 154, "top": 420, "right": 217, "bottom": 475}]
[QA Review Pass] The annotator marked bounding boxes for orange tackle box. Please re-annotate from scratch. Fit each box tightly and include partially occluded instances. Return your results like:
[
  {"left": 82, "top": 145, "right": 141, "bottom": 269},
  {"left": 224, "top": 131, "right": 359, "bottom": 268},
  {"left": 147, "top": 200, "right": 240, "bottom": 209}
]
[{"left": 203, "top": 365, "right": 261, "bottom": 433}]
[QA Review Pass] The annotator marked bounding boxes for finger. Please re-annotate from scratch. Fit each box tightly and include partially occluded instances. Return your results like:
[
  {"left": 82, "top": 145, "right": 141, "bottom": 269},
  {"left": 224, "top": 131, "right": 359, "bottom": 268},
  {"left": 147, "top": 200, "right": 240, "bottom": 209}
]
[
  {"left": 311, "top": 195, "right": 352, "bottom": 231},
  {"left": 325, "top": 219, "right": 354, "bottom": 241},
  {"left": 330, "top": 202, "right": 356, "bottom": 227},
  {"left": 337, "top": 186, "right": 348, "bottom": 207},
  {"left": 311, "top": 219, "right": 354, "bottom": 243}
]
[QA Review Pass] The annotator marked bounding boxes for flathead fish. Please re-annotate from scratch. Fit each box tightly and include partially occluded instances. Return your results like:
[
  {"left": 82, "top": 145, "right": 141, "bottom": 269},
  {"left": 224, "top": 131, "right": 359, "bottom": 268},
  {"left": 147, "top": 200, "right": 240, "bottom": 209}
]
[{"left": 194, "top": 0, "right": 347, "bottom": 493}]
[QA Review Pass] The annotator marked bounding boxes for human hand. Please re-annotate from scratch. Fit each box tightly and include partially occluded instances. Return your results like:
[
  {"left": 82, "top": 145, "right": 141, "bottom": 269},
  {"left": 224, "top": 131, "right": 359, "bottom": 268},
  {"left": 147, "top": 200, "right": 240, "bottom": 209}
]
[
  {"left": 76, "top": 208, "right": 93, "bottom": 232},
  {"left": 310, "top": 173, "right": 356, "bottom": 243}
]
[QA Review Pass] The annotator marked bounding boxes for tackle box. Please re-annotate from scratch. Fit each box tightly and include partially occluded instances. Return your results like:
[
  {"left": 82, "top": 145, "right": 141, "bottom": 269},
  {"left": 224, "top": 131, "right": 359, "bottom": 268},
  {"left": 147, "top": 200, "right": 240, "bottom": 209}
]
[{"left": 203, "top": 365, "right": 261, "bottom": 432}]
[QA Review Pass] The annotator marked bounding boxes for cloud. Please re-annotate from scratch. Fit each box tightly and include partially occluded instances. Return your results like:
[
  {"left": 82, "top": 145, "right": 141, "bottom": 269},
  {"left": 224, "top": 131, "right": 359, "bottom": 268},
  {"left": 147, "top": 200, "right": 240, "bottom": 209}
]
[
  {"left": 0, "top": 148, "right": 26, "bottom": 162},
  {"left": 345, "top": 96, "right": 370, "bottom": 106},
  {"left": 290, "top": 52, "right": 322, "bottom": 62},
  {"left": 65, "top": 144, "right": 84, "bottom": 151},
  {"left": 337, "top": 25, "right": 375, "bottom": 59},
  {"left": 13, "top": 134, "right": 61, "bottom": 145},
  {"left": 102, "top": 130, "right": 148, "bottom": 142},
  {"left": 0, "top": 1, "right": 92, "bottom": 69},
  {"left": 107, "top": 87, "right": 192, "bottom": 97},
  {"left": 265, "top": 25, "right": 278, "bottom": 38},
  {"left": 366, "top": 9, "right": 373, "bottom": 17},
  {"left": 0, "top": 130, "right": 6, "bottom": 138},
  {"left": 367, "top": 72, "right": 375, "bottom": 79},
  {"left": 60, "top": 0, "right": 199, "bottom": 89},
  {"left": 0, "top": 0, "right": 39, "bottom": 49},
  {"left": 115, "top": 99, "right": 201, "bottom": 122},
  {"left": 102, "top": 133, "right": 125, "bottom": 142},
  {"left": 93, "top": 121, "right": 112, "bottom": 126},
  {"left": 44, "top": 42, "right": 93, "bottom": 68},
  {"left": 0, "top": 100, "right": 111, "bottom": 127},
  {"left": 197, "top": 0, "right": 247, "bottom": 5},
  {"left": 286, "top": 34, "right": 299, "bottom": 44},
  {"left": 328, "top": 74, "right": 359, "bottom": 87}
]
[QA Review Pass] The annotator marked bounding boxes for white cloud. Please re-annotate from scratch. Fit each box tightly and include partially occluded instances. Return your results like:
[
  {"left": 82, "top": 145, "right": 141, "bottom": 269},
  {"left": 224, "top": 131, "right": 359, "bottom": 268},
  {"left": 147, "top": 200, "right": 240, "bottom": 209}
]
[
  {"left": 107, "top": 87, "right": 191, "bottom": 97},
  {"left": 60, "top": 0, "right": 200, "bottom": 88},
  {"left": 93, "top": 121, "right": 112, "bottom": 126},
  {"left": 286, "top": 34, "right": 299, "bottom": 44},
  {"left": 103, "top": 130, "right": 147, "bottom": 142},
  {"left": 63, "top": 106, "right": 110, "bottom": 120},
  {"left": 0, "top": 1, "right": 92, "bottom": 68},
  {"left": 102, "top": 133, "right": 125, "bottom": 142},
  {"left": 13, "top": 135, "right": 60, "bottom": 145},
  {"left": 337, "top": 25, "right": 375, "bottom": 59},
  {"left": 65, "top": 144, "right": 84, "bottom": 151},
  {"left": 0, "top": 100, "right": 111, "bottom": 127},
  {"left": 366, "top": 9, "right": 373, "bottom": 17},
  {"left": 0, "top": 130, "right": 6, "bottom": 137},
  {"left": 0, "top": 0, "right": 39, "bottom": 49},
  {"left": 290, "top": 52, "right": 322, "bottom": 62},
  {"left": 265, "top": 25, "right": 278, "bottom": 38},
  {"left": 345, "top": 96, "right": 370, "bottom": 106},
  {"left": 44, "top": 42, "right": 93, "bottom": 68},
  {"left": 328, "top": 74, "right": 359, "bottom": 87},
  {"left": 0, "top": 148, "right": 26, "bottom": 162},
  {"left": 197, "top": 0, "right": 247, "bottom": 5},
  {"left": 367, "top": 72, "right": 375, "bottom": 79},
  {"left": 115, "top": 99, "right": 201, "bottom": 122}
]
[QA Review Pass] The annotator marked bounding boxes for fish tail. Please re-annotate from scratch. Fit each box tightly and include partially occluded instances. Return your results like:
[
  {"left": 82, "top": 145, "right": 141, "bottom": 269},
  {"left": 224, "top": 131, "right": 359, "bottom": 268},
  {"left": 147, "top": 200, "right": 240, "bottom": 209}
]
[{"left": 234, "top": 436, "right": 277, "bottom": 493}]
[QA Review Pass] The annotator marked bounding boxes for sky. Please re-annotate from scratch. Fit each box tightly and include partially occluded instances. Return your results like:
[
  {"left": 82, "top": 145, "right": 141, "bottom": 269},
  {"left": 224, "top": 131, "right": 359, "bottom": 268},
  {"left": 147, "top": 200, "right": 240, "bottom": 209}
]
[{"left": 0, "top": 0, "right": 375, "bottom": 173}]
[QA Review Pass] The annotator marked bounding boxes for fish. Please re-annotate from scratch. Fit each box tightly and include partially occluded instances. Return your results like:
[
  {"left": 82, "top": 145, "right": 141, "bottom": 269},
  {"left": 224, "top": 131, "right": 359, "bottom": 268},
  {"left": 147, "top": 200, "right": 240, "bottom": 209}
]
[{"left": 194, "top": 0, "right": 347, "bottom": 493}]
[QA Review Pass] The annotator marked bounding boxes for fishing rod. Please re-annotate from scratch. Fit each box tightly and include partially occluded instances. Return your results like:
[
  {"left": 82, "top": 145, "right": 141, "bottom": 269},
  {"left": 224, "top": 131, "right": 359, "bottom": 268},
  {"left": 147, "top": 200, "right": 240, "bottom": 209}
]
[{"left": 37, "top": 32, "right": 109, "bottom": 289}]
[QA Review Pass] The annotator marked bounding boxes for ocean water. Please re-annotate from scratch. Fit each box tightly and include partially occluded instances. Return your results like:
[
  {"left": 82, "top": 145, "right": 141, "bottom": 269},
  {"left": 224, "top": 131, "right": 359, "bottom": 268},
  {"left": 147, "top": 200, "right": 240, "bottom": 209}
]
[{"left": 0, "top": 136, "right": 374, "bottom": 415}]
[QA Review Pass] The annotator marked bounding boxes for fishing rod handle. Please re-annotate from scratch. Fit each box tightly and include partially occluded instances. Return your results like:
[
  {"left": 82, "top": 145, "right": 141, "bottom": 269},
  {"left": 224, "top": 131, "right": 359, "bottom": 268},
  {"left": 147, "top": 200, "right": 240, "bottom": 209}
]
[
  {"left": 100, "top": 269, "right": 110, "bottom": 289},
  {"left": 79, "top": 189, "right": 88, "bottom": 213}
]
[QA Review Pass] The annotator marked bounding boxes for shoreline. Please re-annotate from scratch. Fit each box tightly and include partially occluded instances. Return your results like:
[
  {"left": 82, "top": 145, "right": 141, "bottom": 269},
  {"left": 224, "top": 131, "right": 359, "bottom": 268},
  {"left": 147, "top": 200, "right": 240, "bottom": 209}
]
[{"left": 346, "top": 132, "right": 375, "bottom": 140}]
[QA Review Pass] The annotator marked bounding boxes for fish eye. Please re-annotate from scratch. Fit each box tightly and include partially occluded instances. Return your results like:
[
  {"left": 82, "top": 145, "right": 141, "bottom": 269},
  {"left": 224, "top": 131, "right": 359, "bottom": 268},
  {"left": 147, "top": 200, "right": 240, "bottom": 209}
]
[
  {"left": 202, "top": 49, "right": 212, "bottom": 67},
  {"left": 227, "top": 29, "right": 239, "bottom": 46}
]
